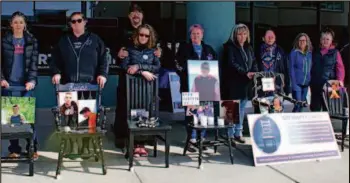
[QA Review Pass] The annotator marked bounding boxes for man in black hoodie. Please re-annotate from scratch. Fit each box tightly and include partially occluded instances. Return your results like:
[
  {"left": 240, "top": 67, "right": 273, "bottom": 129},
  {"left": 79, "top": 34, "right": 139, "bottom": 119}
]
[{"left": 50, "top": 12, "right": 108, "bottom": 88}]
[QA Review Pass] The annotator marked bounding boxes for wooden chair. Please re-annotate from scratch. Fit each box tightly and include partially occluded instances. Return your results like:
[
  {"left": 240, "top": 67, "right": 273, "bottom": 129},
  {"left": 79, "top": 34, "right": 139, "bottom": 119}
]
[
  {"left": 51, "top": 83, "right": 109, "bottom": 179},
  {"left": 1, "top": 86, "right": 35, "bottom": 176},
  {"left": 322, "top": 80, "right": 349, "bottom": 152},
  {"left": 125, "top": 74, "right": 171, "bottom": 171}
]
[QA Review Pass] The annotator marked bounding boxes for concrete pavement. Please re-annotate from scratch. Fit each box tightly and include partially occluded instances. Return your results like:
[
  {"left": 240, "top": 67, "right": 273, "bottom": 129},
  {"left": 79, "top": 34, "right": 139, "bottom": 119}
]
[{"left": 1, "top": 108, "right": 349, "bottom": 183}]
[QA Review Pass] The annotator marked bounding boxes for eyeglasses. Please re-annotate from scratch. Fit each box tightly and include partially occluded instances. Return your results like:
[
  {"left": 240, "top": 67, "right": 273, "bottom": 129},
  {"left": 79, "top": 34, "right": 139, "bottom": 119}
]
[
  {"left": 139, "top": 33, "right": 150, "bottom": 38},
  {"left": 71, "top": 19, "right": 83, "bottom": 24}
]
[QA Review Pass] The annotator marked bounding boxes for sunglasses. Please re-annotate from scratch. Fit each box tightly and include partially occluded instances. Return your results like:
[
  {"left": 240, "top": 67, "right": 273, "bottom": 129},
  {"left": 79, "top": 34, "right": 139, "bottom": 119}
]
[
  {"left": 71, "top": 19, "right": 83, "bottom": 24},
  {"left": 139, "top": 33, "right": 150, "bottom": 38}
]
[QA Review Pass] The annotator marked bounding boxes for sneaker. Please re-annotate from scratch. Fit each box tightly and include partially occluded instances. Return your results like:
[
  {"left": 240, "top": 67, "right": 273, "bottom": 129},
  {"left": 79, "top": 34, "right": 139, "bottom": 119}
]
[
  {"left": 187, "top": 144, "right": 197, "bottom": 153},
  {"left": 139, "top": 147, "right": 148, "bottom": 157},
  {"left": 33, "top": 152, "right": 39, "bottom": 161},
  {"left": 202, "top": 146, "right": 208, "bottom": 151},
  {"left": 134, "top": 146, "right": 141, "bottom": 158},
  {"left": 234, "top": 136, "right": 246, "bottom": 144},
  {"left": 8, "top": 153, "right": 20, "bottom": 158}
]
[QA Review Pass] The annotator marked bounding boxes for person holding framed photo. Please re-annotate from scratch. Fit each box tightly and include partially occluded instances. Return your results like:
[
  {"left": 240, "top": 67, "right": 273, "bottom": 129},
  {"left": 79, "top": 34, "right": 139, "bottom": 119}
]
[{"left": 1, "top": 11, "right": 39, "bottom": 160}]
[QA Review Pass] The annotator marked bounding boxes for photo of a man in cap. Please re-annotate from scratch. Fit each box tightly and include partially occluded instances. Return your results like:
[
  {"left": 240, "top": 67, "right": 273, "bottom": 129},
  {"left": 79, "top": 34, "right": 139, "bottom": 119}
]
[
  {"left": 190, "top": 62, "right": 221, "bottom": 101},
  {"left": 79, "top": 107, "right": 97, "bottom": 128}
]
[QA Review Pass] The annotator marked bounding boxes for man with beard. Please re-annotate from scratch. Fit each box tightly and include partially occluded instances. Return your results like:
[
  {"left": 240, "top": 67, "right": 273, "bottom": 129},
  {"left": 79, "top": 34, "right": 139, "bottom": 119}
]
[
  {"left": 117, "top": 3, "right": 161, "bottom": 61},
  {"left": 60, "top": 92, "right": 78, "bottom": 127}
]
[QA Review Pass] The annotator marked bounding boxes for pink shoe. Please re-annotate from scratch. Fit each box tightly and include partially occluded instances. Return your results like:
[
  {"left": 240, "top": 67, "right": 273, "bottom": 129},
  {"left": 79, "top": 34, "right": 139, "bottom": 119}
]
[
  {"left": 139, "top": 147, "right": 148, "bottom": 157},
  {"left": 134, "top": 146, "right": 141, "bottom": 158}
]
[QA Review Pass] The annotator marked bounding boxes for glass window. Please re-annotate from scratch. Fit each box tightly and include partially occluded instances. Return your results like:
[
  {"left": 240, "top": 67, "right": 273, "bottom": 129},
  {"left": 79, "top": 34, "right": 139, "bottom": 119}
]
[
  {"left": 301, "top": 2, "right": 344, "bottom": 11},
  {"left": 236, "top": 2, "right": 249, "bottom": 8}
]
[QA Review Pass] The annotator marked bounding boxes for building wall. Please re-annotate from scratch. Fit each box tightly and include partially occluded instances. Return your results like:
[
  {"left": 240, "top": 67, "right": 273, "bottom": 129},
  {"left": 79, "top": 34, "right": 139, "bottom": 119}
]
[{"left": 236, "top": 2, "right": 349, "bottom": 26}]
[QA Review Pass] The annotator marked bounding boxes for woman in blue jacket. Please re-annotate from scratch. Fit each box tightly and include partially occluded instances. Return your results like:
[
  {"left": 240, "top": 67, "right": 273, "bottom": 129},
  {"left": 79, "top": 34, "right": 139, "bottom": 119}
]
[
  {"left": 120, "top": 24, "right": 160, "bottom": 157},
  {"left": 289, "top": 33, "right": 312, "bottom": 112}
]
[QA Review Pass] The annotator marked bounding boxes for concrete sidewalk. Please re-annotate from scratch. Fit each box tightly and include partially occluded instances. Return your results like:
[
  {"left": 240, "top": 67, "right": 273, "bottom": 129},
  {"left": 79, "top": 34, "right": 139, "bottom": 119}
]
[{"left": 1, "top": 109, "right": 349, "bottom": 183}]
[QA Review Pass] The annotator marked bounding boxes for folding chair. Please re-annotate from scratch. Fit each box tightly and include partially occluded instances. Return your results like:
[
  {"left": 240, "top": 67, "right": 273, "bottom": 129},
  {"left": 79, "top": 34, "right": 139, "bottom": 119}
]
[{"left": 51, "top": 83, "right": 109, "bottom": 179}]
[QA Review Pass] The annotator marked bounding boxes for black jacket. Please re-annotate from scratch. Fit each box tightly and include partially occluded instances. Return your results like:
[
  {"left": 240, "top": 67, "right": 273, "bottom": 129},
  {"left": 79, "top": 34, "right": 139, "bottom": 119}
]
[
  {"left": 1, "top": 31, "right": 38, "bottom": 84},
  {"left": 50, "top": 31, "right": 109, "bottom": 84},
  {"left": 121, "top": 45, "right": 160, "bottom": 74},
  {"left": 223, "top": 40, "right": 258, "bottom": 100},
  {"left": 175, "top": 40, "right": 217, "bottom": 92}
]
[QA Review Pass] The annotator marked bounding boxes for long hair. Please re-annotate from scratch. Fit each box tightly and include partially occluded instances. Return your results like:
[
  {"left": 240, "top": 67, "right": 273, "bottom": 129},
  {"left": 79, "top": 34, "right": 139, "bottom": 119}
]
[
  {"left": 229, "top": 23, "right": 250, "bottom": 45},
  {"left": 293, "top": 33, "right": 313, "bottom": 53},
  {"left": 9, "top": 11, "right": 29, "bottom": 33},
  {"left": 132, "top": 24, "right": 157, "bottom": 49}
]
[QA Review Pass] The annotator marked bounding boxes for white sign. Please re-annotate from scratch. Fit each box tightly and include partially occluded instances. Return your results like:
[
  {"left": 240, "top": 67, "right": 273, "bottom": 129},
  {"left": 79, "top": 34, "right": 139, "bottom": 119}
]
[
  {"left": 182, "top": 92, "right": 199, "bottom": 106},
  {"left": 248, "top": 112, "right": 341, "bottom": 166},
  {"left": 261, "top": 78, "right": 275, "bottom": 92}
]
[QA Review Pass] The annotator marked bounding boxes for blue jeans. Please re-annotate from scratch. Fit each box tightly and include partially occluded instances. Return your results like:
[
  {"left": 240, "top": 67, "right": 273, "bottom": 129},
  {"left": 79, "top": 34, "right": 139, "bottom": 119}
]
[
  {"left": 292, "top": 86, "right": 308, "bottom": 112},
  {"left": 191, "top": 129, "right": 206, "bottom": 140},
  {"left": 228, "top": 99, "right": 248, "bottom": 137},
  {"left": 2, "top": 86, "right": 38, "bottom": 153}
]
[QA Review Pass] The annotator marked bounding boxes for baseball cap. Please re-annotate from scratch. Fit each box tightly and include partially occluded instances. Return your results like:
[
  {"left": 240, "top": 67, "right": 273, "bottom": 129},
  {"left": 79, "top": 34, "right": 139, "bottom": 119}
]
[{"left": 129, "top": 3, "right": 143, "bottom": 14}]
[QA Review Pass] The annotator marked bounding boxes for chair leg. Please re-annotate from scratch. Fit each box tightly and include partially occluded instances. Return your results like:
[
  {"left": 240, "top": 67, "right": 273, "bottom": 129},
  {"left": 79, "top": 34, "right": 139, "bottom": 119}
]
[
  {"left": 198, "top": 129, "right": 203, "bottom": 169},
  {"left": 227, "top": 128, "right": 234, "bottom": 165},
  {"left": 97, "top": 137, "right": 106, "bottom": 175},
  {"left": 92, "top": 138, "right": 99, "bottom": 162},
  {"left": 128, "top": 133, "right": 134, "bottom": 172},
  {"left": 165, "top": 132, "right": 170, "bottom": 168},
  {"left": 153, "top": 136, "right": 158, "bottom": 157},
  {"left": 56, "top": 139, "right": 66, "bottom": 179},
  {"left": 29, "top": 137, "right": 34, "bottom": 176},
  {"left": 214, "top": 129, "right": 219, "bottom": 153},
  {"left": 183, "top": 127, "right": 191, "bottom": 156},
  {"left": 341, "top": 119, "right": 347, "bottom": 152}
]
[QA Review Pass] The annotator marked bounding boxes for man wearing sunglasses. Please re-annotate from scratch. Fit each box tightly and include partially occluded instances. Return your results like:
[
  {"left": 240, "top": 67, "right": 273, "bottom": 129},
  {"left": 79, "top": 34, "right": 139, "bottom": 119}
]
[
  {"left": 117, "top": 3, "right": 161, "bottom": 62},
  {"left": 50, "top": 12, "right": 109, "bottom": 89}
]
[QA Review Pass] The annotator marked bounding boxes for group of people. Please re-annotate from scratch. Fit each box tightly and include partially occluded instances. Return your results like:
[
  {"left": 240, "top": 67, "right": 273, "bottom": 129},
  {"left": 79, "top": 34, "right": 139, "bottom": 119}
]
[{"left": 1, "top": 3, "right": 346, "bottom": 159}]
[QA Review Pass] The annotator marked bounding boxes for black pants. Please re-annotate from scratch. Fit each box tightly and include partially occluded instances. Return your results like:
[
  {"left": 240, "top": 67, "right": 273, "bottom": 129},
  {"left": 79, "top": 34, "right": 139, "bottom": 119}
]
[{"left": 310, "top": 84, "right": 327, "bottom": 111}]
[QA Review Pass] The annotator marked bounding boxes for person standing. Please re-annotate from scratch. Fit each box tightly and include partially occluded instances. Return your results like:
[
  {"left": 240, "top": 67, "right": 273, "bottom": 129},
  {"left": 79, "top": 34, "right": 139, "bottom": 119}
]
[
  {"left": 176, "top": 24, "right": 217, "bottom": 152},
  {"left": 50, "top": 12, "right": 108, "bottom": 89},
  {"left": 289, "top": 33, "right": 312, "bottom": 112},
  {"left": 223, "top": 23, "right": 258, "bottom": 144},
  {"left": 257, "top": 29, "right": 290, "bottom": 94},
  {"left": 120, "top": 24, "right": 160, "bottom": 157},
  {"left": 1, "top": 11, "right": 39, "bottom": 160},
  {"left": 310, "top": 28, "right": 345, "bottom": 111}
]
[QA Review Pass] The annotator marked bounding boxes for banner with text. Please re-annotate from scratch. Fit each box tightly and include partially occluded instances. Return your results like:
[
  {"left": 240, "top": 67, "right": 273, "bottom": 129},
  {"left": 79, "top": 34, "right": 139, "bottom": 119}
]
[{"left": 248, "top": 112, "right": 341, "bottom": 166}]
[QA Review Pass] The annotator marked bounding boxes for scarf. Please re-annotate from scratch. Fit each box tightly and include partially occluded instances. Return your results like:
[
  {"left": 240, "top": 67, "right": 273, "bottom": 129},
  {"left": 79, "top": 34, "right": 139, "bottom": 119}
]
[{"left": 260, "top": 43, "right": 277, "bottom": 72}]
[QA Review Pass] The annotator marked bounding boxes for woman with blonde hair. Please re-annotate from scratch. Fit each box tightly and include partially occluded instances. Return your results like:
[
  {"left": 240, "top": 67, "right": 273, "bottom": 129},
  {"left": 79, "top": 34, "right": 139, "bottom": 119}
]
[
  {"left": 310, "top": 28, "right": 345, "bottom": 111},
  {"left": 289, "top": 33, "right": 313, "bottom": 112},
  {"left": 223, "top": 23, "right": 258, "bottom": 144}
]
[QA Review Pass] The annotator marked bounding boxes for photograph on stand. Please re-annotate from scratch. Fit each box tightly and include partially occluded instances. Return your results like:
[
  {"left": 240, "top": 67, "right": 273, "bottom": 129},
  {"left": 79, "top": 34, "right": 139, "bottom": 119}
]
[
  {"left": 1, "top": 97, "right": 36, "bottom": 125},
  {"left": 58, "top": 92, "right": 79, "bottom": 127},
  {"left": 187, "top": 60, "right": 221, "bottom": 101},
  {"left": 78, "top": 100, "right": 97, "bottom": 128},
  {"left": 220, "top": 100, "right": 240, "bottom": 125}
]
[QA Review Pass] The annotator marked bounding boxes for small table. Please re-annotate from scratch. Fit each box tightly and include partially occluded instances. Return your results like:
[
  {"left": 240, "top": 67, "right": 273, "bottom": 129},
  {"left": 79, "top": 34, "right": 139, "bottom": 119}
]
[
  {"left": 55, "top": 127, "right": 107, "bottom": 179},
  {"left": 184, "top": 124, "right": 234, "bottom": 169},
  {"left": 127, "top": 119, "right": 172, "bottom": 171},
  {"left": 1, "top": 124, "right": 34, "bottom": 176}
]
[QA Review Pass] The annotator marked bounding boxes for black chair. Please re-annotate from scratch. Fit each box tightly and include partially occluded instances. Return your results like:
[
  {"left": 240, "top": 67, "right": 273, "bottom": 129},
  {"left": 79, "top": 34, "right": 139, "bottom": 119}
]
[
  {"left": 125, "top": 74, "right": 172, "bottom": 171},
  {"left": 51, "top": 83, "right": 109, "bottom": 179},
  {"left": 1, "top": 86, "right": 35, "bottom": 176},
  {"left": 322, "top": 80, "right": 349, "bottom": 152}
]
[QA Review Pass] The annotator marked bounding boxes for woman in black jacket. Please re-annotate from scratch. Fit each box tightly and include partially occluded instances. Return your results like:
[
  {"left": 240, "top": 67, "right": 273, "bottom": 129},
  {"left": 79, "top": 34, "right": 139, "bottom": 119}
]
[
  {"left": 176, "top": 24, "right": 217, "bottom": 153},
  {"left": 223, "top": 23, "right": 258, "bottom": 144},
  {"left": 1, "top": 11, "right": 39, "bottom": 160},
  {"left": 116, "top": 24, "right": 160, "bottom": 157}
]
